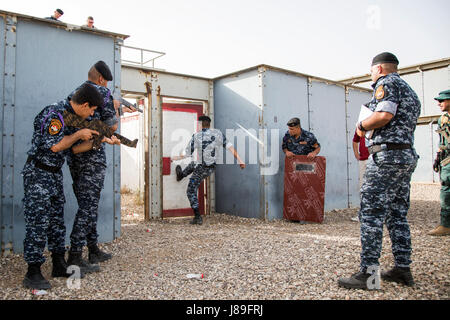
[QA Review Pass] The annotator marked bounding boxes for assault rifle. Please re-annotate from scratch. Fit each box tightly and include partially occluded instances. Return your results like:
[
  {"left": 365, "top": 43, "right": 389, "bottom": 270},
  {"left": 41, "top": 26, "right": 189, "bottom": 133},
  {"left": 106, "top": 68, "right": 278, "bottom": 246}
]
[
  {"left": 63, "top": 110, "right": 138, "bottom": 150},
  {"left": 116, "top": 96, "right": 144, "bottom": 116}
]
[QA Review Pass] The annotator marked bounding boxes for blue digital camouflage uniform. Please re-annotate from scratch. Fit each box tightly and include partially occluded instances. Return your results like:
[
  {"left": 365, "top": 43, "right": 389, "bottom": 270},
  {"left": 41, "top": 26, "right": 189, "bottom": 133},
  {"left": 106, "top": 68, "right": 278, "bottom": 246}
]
[
  {"left": 67, "top": 81, "right": 118, "bottom": 252},
  {"left": 282, "top": 129, "right": 320, "bottom": 155},
  {"left": 22, "top": 100, "right": 72, "bottom": 264},
  {"left": 359, "top": 72, "right": 421, "bottom": 271},
  {"left": 182, "top": 128, "right": 232, "bottom": 210},
  {"left": 437, "top": 113, "right": 450, "bottom": 228}
]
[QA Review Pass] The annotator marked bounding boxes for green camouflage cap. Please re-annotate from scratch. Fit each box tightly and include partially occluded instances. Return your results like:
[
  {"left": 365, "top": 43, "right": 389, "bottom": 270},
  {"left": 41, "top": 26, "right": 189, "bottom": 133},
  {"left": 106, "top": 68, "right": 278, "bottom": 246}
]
[{"left": 435, "top": 89, "right": 450, "bottom": 101}]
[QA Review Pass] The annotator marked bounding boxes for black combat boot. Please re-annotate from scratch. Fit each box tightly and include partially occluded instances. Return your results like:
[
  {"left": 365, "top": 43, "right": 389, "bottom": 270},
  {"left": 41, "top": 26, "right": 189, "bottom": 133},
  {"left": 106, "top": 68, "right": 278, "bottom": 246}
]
[
  {"left": 338, "top": 271, "right": 372, "bottom": 290},
  {"left": 190, "top": 208, "right": 203, "bottom": 225},
  {"left": 67, "top": 251, "right": 100, "bottom": 274},
  {"left": 176, "top": 165, "right": 184, "bottom": 181},
  {"left": 88, "top": 244, "right": 112, "bottom": 264},
  {"left": 23, "top": 263, "right": 51, "bottom": 290},
  {"left": 51, "top": 252, "right": 85, "bottom": 278},
  {"left": 381, "top": 266, "right": 415, "bottom": 286}
]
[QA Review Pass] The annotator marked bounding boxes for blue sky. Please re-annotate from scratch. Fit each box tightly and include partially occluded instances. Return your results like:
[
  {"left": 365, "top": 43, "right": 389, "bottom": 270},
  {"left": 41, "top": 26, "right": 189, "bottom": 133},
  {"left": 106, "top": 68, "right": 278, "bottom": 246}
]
[{"left": 2, "top": 0, "right": 449, "bottom": 80}]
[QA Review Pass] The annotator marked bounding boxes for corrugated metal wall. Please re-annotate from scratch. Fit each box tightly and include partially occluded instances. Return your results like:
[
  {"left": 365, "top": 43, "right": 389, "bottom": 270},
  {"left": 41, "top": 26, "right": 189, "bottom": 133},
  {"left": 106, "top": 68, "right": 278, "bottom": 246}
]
[
  {"left": 345, "top": 88, "right": 372, "bottom": 207},
  {"left": 263, "top": 69, "right": 309, "bottom": 220},
  {"left": 214, "top": 66, "right": 372, "bottom": 220},
  {"left": 413, "top": 123, "right": 440, "bottom": 183},
  {"left": 1, "top": 13, "right": 124, "bottom": 254},
  {"left": 214, "top": 68, "right": 263, "bottom": 219},
  {"left": 0, "top": 15, "right": 7, "bottom": 252}
]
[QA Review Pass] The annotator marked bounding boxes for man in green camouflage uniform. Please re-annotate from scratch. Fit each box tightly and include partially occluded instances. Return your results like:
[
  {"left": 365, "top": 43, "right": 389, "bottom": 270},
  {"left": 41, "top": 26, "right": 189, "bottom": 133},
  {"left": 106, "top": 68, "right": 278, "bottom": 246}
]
[{"left": 430, "top": 89, "right": 450, "bottom": 236}]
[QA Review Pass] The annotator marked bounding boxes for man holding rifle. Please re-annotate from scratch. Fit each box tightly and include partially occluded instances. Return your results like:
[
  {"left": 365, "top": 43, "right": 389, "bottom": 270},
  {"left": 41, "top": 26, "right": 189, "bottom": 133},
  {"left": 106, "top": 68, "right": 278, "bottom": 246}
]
[
  {"left": 22, "top": 84, "right": 113, "bottom": 289},
  {"left": 65, "top": 61, "right": 122, "bottom": 273}
]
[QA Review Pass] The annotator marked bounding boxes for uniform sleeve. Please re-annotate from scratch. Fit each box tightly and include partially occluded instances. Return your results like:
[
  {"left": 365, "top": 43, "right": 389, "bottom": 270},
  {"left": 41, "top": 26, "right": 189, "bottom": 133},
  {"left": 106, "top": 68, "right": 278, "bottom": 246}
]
[
  {"left": 222, "top": 132, "right": 233, "bottom": 149},
  {"left": 40, "top": 113, "right": 66, "bottom": 150},
  {"left": 309, "top": 132, "right": 320, "bottom": 148},
  {"left": 282, "top": 132, "right": 289, "bottom": 150},
  {"left": 374, "top": 80, "right": 400, "bottom": 115},
  {"left": 99, "top": 89, "right": 119, "bottom": 127},
  {"left": 65, "top": 126, "right": 83, "bottom": 151},
  {"left": 185, "top": 134, "right": 195, "bottom": 156}
]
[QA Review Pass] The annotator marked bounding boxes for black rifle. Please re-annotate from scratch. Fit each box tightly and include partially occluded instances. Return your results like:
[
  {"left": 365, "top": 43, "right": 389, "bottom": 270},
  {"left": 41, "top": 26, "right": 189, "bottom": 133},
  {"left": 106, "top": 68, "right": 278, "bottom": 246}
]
[
  {"left": 63, "top": 110, "right": 138, "bottom": 150},
  {"left": 116, "top": 97, "right": 144, "bottom": 116}
]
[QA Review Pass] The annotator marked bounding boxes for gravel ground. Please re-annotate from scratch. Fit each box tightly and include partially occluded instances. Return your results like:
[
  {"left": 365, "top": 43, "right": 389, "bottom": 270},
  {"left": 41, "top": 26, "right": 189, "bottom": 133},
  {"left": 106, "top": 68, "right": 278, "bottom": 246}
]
[{"left": 0, "top": 182, "right": 448, "bottom": 300}]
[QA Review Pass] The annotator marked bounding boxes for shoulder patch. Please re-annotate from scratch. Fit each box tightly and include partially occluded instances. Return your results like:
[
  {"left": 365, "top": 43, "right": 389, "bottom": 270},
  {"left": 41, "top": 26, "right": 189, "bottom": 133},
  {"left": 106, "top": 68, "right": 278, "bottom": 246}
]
[
  {"left": 441, "top": 114, "right": 449, "bottom": 126},
  {"left": 375, "top": 85, "right": 385, "bottom": 100},
  {"left": 49, "top": 119, "right": 63, "bottom": 135}
]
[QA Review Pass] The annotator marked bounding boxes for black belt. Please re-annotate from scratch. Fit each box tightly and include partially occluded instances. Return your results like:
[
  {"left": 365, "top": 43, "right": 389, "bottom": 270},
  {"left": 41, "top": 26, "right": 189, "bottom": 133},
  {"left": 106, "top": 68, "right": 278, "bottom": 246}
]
[
  {"left": 368, "top": 143, "right": 411, "bottom": 154},
  {"left": 27, "top": 156, "right": 62, "bottom": 173},
  {"left": 201, "top": 162, "right": 216, "bottom": 168}
]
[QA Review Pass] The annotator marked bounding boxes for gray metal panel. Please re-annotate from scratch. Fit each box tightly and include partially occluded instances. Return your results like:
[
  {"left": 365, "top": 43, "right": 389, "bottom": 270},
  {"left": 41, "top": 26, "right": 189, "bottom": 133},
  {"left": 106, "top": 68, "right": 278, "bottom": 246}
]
[
  {"left": 358, "top": 81, "right": 372, "bottom": 89},
  {"left": 346, "top": 88, "right": 372, "bottom": 207},
  {"left": 309, "top": 80, "right": 348, "bottom": 211},
  {"left": 150, "top": 84, "right": 163, "bottom": 219},
  {"left": 6, "top": 18, "right": 120, "bottom": 253},
  {"left": 401, "top": 73, "right": 425, "bottom": 115},
  {"left": 262, "top": 69, "right": 309, "bottom": 220},
  {"left": 121, "top": 66, "right": 210, "bottom": 101},
  {"left": 113, "top": 40, "right": 122, "bottom": 239},
  {"left": 423, "top": 68, "right": 450, "bottom": 116},
  {"left": 214, "top": 69, "right": 262, "bottom": 219},
  {"left": 0, "top": 15, "right": 4, "bottom": 250},
  {"left": 2, "top": 15, "right": 17, "bottom": 254},
  {"left": 412, "top": 122, "right": 439, "bottom": 183}
]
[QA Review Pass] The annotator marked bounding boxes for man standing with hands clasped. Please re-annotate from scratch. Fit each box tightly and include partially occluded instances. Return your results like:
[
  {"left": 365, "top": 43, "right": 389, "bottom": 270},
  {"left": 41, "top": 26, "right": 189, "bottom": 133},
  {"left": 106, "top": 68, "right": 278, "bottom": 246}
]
[{"left": 338, "top": 52, "right": 421, "bottom": 290}]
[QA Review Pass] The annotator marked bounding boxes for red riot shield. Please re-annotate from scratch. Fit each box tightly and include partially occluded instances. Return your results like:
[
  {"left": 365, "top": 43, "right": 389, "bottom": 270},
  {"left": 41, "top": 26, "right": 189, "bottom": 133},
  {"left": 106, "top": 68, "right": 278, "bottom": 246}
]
[{"left": 283, "top": 155, "right": 326, "bottom": 223}]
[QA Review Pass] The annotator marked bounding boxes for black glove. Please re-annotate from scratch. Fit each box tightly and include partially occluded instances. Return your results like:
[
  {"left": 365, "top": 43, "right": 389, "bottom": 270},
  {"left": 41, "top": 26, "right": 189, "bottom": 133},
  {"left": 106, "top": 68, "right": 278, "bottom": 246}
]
[{"left": 433, "top": 152, "right": 441, "bottom": 173}]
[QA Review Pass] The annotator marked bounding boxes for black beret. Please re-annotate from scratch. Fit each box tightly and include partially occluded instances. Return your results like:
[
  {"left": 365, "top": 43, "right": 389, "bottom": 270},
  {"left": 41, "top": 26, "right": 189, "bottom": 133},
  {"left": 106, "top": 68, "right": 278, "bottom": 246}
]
[
  {"left": 56, "top": 9, "right": 64, "bottom": 15},
  {"left": 372, "top": 52, "right": 399, "bottom": 66},
  {"left": 198, "top": 115, "right": 211, "bottom": 122},
  {"left": 94, "top": 60, "right": 113, "bottom": 81},
  {"left": 287, "top": 117, "right": 300, "bottom": 127}
]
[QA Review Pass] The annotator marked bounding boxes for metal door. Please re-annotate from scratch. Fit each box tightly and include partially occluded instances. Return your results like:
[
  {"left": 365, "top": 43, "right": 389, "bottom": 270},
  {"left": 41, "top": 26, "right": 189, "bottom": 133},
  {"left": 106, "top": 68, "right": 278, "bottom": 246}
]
[{"left": 162, "top": 103, "right": 205, "bottom": 218}]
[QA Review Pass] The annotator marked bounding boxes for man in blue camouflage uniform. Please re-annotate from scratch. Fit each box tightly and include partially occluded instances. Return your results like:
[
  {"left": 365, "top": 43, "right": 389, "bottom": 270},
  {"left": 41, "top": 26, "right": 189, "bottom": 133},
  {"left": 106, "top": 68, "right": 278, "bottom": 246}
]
[
  {"left": 339, "top": 52, "right": 421, "bottom": 290},
  {"left": 22, "top": 84, "right": 104, "bottom": 290},
  {"left": 66, "top": 61, "right": 121, "bottom": 273},
  {"left": 282, "top": 117, "right": 321, "bottom": 159},
  {"left": 172, "top": 115, "right": 245, "bottom": 225},
  {"left": 430, "top": 89, "right": 450, "bottom": 236}
]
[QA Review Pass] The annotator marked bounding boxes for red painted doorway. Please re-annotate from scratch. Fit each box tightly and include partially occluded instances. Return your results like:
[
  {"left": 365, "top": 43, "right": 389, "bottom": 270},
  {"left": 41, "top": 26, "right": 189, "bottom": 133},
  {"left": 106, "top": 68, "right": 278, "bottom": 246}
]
[{"left": 162, "top": 102, "right": 206, "bottom": 218}]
